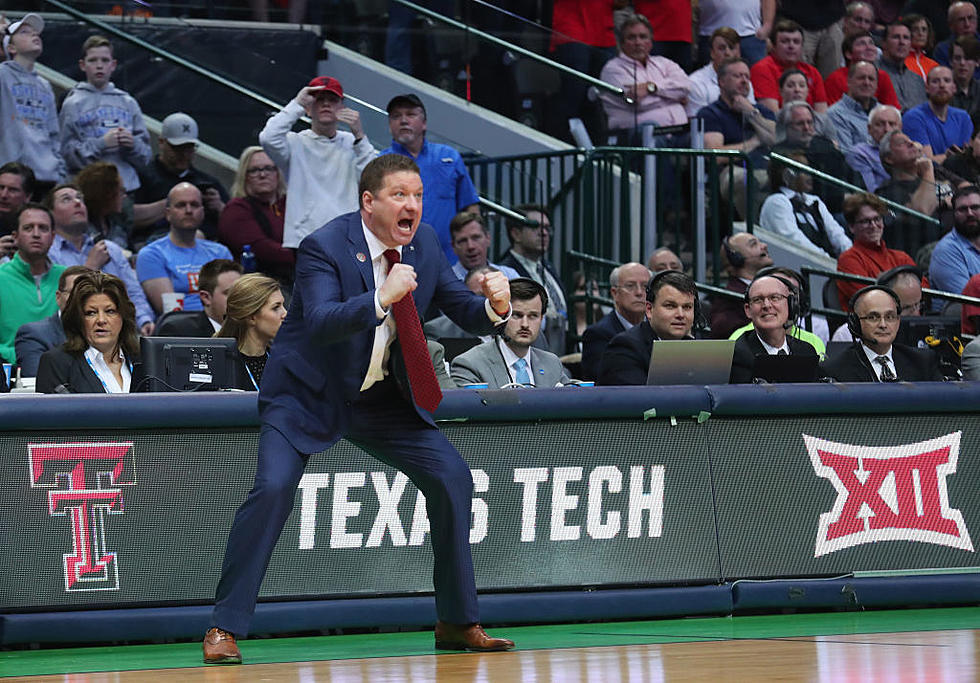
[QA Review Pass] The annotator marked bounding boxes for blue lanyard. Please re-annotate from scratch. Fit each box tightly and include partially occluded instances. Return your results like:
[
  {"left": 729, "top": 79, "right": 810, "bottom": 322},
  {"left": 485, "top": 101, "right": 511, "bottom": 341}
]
[
  {"left": 84, "top": 353, "right": 130, "bottom": 393},
  {"left": 242, "top": 352, "right": 268, "bottom": 390}
]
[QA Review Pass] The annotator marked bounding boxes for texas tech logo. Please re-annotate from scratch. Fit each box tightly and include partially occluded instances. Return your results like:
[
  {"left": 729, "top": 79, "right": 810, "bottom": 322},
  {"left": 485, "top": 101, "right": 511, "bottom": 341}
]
[
  {"left": 805, "top": 432, "right": 972, "bottom": 557},
  {"left": 28, "top": 442, "right": 136, "bottom": 591}
]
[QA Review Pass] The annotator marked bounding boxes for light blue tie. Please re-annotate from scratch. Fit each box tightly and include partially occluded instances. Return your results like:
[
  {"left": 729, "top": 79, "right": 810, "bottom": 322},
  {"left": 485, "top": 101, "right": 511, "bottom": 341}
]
[{"left": 513, "top": 357, "right": 531, "bottom": 385}]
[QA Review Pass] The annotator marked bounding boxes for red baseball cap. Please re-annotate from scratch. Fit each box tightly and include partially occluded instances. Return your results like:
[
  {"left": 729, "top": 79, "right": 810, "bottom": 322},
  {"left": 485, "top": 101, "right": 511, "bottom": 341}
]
[{"left": 307, "top": 76, "right": 343, "bottom": 98}]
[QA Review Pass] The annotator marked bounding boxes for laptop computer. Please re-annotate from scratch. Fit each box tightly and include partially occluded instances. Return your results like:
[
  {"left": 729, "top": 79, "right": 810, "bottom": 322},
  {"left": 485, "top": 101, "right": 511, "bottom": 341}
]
[
  {"left": 646, "top": 339, "right": 736, "bottom": 385},
  {"left": 751, "top": 353, "right": 819, "bottom": 383}
]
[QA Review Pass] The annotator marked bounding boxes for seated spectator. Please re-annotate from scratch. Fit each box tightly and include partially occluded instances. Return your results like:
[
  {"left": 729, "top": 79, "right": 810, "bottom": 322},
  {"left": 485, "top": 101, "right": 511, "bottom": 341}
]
[
  {"left": 951, "top": 36, "right": 980, "bottom": 119},
  {"left": 59, "top": 35, "right": 151, "bottom": 194},
  {"left": 879, "top": 22, "right": 928, "bottom": 111},
  {"left": 570, "top": 270, "right": 603, "bottom": 346},
  {"left": 943, "top": 126, "right": 980, "bottom": 185},
  {"left": 904, "top": 14, "right": 939, "bottom": 81},
  {"left": 751, "top": 19, "right": 828, "bottom": 114},
  {"left": 823, "top": 33, "right": 900, "bottom": 108},
  {"left": 0, "top": 14, "right": 66, "bottom": 188},
  {"left": 929, "top": 184, "right": 980, "bottom": 303},
  {"left": 36, "top": 271, "right": 139, "bottom": 393},
  {"left": 759, "top": 149, "right": 852, "bottom": 259},
  {"left": 933, "top": 2, "right": 980, "bottom": 71},
  {"left": 687, "top": 28, "right": 758, "bottom": 117},
  {"left": 845, "top": 104, "right": 902, "bottom": 192},
  {"left": 451, "top": 278, "right": 569, "bottom": 388},
  {"left": 710, "top": 233, "right": 773, "bottom": 339},
  {"left": 647, "top": 246, "right": 683, "bottom": 272},
  {"left": 842, "top": 2, "right": 875, "bottom": 40},
  {"left": 217, "top": 146, "right": 295, "bottom": 286},
  {"left": 580, "top": 261, "right": 651, "bottom": 380},
  {"left": 424, "top": 266, "right": 498, "bottom": 343},
  {"left": 836, "top": 193, "right": 918, "bottom": 309},
  {"left": 214, "top": 273, "right": 287, "bottom": 391},
  {"left": 699, "top": 57, "right": 776, "bottom": 220},
  {"left": 821, "top": 285, "right": 943, "bottom": 381},
  {"left": 597, "top": 270, "right": 698, "bottom": 385},
  {"left": 962, "top": 334, "right": 980, "bottom": 379},
  {"left": 136, "top": 182, "right": 233, "bottom": 316},
  {"left": 134, "top": 112, "right": 228, "bottom": 245},
  {"left": 15, "top": 265, "right": 89, "bottom": 377},
  {"left": 45, "top": 183, "right": 155, "bottom": 335},
  {"left": 598, "top": 13, "right": 690, "bottom": 135},
  {"left": 903, "top": 66, "right": 972, "bottom": 163},
  {"left": 448, "top": 212, "right": 519, "bottom": 281},
  {"left": 827, "top": 61, "right": 884, "bottom": 149},
  {"left": 0, "top": 161, "right": 34, "bottom": 255},
  {"left": 777, "top": 6, "right": 845, "bottom": 80},
  {"left": 155, "top": 259, "right": 243, "bottom": 337},
  {"left": 0, "top": 203, "right": 65, "bottom": 364},
  {"left": 74, "top": 161, "right": 132, "bottom": 251},
  {"left": 777, "top": 69, "right": 839, "bottom": 142},
  {"left": 835, "top": 265, "right": 924, "bottom": 341},
  {"left": 730, "top": 274, "right": 818, "bottom": 383}
]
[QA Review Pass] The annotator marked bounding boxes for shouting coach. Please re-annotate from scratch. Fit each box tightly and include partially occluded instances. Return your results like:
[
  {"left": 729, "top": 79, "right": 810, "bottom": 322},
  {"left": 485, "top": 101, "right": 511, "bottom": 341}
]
[{"left": 203, "top": 154, "right": 515, "bottom": 663}]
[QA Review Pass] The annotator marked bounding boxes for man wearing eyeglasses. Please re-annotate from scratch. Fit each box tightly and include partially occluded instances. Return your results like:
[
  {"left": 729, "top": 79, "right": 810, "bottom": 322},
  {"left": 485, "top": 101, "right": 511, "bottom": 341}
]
[
  {"left": 729, "top": 274, "right": 818, "bottom": 383},
  {"left": 580, "top": 261, "right": 651, "bottom": 381},
  {"left": 822, "top": 286, "right": 943, "bottom": 381},
  {"left": 836, "top": 193, "right": 918, "bottom": 309},
  {"left": 929, "top": 184, "right": 980, "bottom": 304}
]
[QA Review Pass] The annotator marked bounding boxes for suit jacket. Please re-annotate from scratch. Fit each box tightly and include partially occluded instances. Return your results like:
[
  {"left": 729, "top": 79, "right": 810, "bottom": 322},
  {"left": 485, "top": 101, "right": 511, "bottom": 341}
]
[
  {"left": 259, "top": 212, "right": 498, "bottom": 454},
  {"left": 730, "top": 331, "right": 818, "bottom": 384},
  {"left": 580, "top": 310, "right": 627, "bottom": 381},
  {"left": 710, "top": 277, "right": 749, "bottom": 340},
  {"left": 963, "top": 337, "right": 980, "bottom": 381},
  {"left": 155, "top": 310, "right": 216, "bottom": 338},
  {"left": 450, "top": 338, "right": 570, "bottom": 388},
  {"left": 15, "top": 313, "right": 66, "bottom": 377},
  {"left": 36, "top": 347, "right": 108, "bottom": 393},
  {"left": 821, "top": 342, "right": 943, "bottom": 382},
  {"left": 597, "top": 319, "right": 660, "bottom": 386}
]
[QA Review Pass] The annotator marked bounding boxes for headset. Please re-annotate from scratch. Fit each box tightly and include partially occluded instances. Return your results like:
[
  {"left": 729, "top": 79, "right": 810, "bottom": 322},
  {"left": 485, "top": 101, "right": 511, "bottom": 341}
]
[
  {"left": 756, "top": 265, "right": 810, "bottom": 318},
  {"left": 646, "top": 269, "right": 705, "bottom": 331},
  {"left": 722, "top": 235, "right": 745, "bottom": 269},
  {"left": 744, "top": 274, "right": 799, "bottom": 329},
  {"left": 846, "top": 285, "right": 902, "bottom": 342},
  {"left": 875, "top": 264, "right": 921, "bottom": 286}
]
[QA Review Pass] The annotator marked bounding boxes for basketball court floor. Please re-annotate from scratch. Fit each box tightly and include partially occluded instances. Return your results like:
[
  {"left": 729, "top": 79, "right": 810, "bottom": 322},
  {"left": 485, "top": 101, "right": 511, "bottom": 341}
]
[{"left": 2, "top": 607, "right": 977, "bottom": 681}]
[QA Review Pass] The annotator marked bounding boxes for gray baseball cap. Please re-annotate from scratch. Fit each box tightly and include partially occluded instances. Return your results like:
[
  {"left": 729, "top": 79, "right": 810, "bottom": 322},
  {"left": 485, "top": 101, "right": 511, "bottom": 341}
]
[
  {"left": 2, "top": 13, "right": 44, "bottom": 60},
  {"left": 160, "top": 112, "right": 200, "bottom": 146}
]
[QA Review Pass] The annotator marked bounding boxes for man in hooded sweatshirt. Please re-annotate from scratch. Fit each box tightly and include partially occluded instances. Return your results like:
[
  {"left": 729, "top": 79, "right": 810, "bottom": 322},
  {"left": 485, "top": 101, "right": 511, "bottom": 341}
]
[
  {"left": 59, "top": 35, "right": 151, "bottom": 193},
  {"left": 0, "top": 13, "right": 66, "bottom": 190}
]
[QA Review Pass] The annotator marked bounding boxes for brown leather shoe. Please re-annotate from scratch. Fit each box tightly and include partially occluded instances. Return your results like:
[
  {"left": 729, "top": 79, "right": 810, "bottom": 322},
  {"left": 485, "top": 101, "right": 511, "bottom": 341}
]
[
  {"left": 203, "top": 627, "right": 242, "bottom": 664},
  {"left": 434, "top": 621, "right": 515, "bottom": 651}
]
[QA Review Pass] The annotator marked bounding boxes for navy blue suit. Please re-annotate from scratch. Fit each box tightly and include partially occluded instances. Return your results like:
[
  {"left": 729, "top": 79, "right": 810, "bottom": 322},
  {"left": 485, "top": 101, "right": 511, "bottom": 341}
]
[
  {"left": 211, "top": 212, "right": 498, "bottom": 636},
  {"left": 579, "top": 311, "right": 626, "bottom": 381}
]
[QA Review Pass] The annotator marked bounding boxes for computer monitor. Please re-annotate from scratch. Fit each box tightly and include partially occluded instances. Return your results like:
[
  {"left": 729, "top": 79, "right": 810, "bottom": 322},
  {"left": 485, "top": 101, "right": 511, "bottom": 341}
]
[
  {"left": 896, "top": 316, "right": 960, "bottom": 347},
  {"left": 135, "top": 336, "right": 240, "bottom": 392}
]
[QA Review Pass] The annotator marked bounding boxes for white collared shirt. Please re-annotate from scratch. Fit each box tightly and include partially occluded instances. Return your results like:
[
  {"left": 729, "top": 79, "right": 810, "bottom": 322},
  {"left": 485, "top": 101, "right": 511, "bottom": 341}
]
[
  {"left": 84, "top": 346, "right": 131, "bottom": 393},
  {"left": 861, "top": 343, "right": 895, "bottom": 381},
  {"left": 209, "top": 316, "right": 221, "bottom": 333},
  {"left": 756, "top": 332, "right": 790, "bottom": 355},
  {"left": 497, "top": 337, "right": 535, "bottom": 386},
  {"left": 360, "top": 221, "right": 401, "bottom": 391}
]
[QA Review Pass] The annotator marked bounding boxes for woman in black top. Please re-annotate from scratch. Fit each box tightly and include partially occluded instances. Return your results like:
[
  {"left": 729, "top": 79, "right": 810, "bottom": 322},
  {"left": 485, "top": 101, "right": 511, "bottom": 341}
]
[{"left": 215, "top": 274, "right": 287, "bottom": 391}]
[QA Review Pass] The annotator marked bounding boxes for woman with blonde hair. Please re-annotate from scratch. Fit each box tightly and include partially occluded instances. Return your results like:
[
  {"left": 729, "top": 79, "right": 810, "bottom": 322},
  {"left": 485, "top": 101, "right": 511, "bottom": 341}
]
[{"left": 215, "top": 273, "right": 287, "bottom": 390}]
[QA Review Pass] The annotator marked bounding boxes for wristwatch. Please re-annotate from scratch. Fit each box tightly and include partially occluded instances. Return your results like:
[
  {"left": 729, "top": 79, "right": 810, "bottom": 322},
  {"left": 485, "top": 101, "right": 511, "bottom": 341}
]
[{"left": 647, "top": 82, "right": 658, "bottom": 95}]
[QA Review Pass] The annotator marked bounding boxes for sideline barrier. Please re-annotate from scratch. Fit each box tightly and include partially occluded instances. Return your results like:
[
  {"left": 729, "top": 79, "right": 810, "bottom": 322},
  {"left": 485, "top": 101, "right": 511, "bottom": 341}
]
[{"left": 2, "top": 384, "right": 979, "bottom": 643}]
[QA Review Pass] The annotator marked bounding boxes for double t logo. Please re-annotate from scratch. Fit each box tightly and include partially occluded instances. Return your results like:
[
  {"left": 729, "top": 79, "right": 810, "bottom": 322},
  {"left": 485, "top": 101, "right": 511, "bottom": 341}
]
[{"left": 28, "top": 442, "right": 136, "bottom": 591}]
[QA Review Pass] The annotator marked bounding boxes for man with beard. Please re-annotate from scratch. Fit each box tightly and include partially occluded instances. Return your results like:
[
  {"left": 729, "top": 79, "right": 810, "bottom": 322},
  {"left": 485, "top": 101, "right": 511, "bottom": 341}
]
[
  {"left": 929, "top": 184, "right": 980, "bottom": 301},
  {"left": 580, "top": 261, "right": 651, "bottom": 380},
  {"left": 903, "top": 66, "right": 972, "bottom": 163},
  {"left": 450, "top": 278, "right": 570, "bottom": 388}
]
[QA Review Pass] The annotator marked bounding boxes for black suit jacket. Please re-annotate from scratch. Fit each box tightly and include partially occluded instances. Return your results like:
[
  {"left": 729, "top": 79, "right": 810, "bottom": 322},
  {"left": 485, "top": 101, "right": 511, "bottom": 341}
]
[
  {"left": 36, "top": 347, "right": 110, "bottom": 394},
  {"left": 598, "top": 319, "right": 660, "bottom": 386},
  {"left": 821, "top": 342, "right": 944, "bottom": 382},
  {"left": 730, "top": 331, "right": 818, "bottom": 383},
  {"left": 710, "top": 277, "right": 749, "bottom": 340},
  {"left": 155, "top": 310, "right": 216, "bottom": 338},
  {"left": 498, "top": 251, "right": 567, "bottom": 306},
  {"left": 580, "top": 311, "right": 627, "bottom": 380}
]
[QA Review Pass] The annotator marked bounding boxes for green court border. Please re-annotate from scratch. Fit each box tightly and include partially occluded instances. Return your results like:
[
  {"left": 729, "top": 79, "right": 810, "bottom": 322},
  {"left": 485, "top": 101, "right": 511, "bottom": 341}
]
[{"left": 2, "top": 607, "right": 978, "bottom": 678}]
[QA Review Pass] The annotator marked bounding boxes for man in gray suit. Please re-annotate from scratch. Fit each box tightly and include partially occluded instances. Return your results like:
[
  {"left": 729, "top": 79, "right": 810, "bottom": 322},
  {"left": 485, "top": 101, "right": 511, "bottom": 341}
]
[
  {"left": 15, "top": 265, "right": 90, "bottom": 376},
  {"left": 451, "top": 278, "right": 570, "bottom": 388}
]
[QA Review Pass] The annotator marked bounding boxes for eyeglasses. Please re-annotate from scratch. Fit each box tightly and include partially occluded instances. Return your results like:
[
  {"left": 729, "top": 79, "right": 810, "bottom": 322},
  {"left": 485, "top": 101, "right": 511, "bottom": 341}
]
[
  {"left": 859, "top": 312, "right": 900, "bottom": 323},
  {"left": 853, "top": 215, "right": 884, "bottom": 227},
  {"left": 246, "top": 165, "right": 277, "bottom": 176},
  {"left": 747, "top": 293, "right": 788, "bottom": 306}
]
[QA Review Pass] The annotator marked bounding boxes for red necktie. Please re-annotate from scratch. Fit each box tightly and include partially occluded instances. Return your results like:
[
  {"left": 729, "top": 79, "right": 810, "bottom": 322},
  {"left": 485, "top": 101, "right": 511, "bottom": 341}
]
[{"left": 382, "top": 249, "right": 443, "bottom": 412}]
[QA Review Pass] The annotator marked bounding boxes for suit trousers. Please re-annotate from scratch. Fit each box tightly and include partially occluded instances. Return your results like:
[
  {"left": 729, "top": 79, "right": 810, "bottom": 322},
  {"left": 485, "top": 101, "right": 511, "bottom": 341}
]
[{"left": 211, "top": 378, "right": 479, "bottom": 636}]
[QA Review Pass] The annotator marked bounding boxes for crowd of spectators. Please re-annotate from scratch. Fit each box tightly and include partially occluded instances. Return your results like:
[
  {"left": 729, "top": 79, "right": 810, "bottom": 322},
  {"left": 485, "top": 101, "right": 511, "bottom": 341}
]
[{"left": 1, "top": 2, "right": 979, "bottom": 393}]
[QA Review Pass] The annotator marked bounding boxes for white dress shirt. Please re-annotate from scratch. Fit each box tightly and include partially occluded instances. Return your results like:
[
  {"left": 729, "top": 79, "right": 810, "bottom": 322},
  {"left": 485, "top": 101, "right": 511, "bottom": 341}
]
[
  {"left": 497, "top": 337, "right": 535, "bottom": 386},
  {"left": 861, "top": 343, "right": 895, "bottom": 381},
  {"left": 84, "top": 346, "right": 131, "bottom": 393}
]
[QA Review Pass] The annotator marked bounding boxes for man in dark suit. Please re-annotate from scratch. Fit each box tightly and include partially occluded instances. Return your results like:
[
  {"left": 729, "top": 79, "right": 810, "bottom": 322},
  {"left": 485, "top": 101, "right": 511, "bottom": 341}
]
[
  {"left": 710, "top": 233, "right": 774, "bottom": 339},
  {"left": 498, "top": 205, "right": 568, "bottom": 355},
  {"left": 730, "top": 274, "right": 818, "bottom": 383},
  {"left": 15, "top": 265, "right": 89, "bottom": 376},
  {"left": 203, "top": 155, "right": 515, "bottom": 665},
  {"left": 598, "top": 270, "right": 698, "bottom": 385},
  {"left": 580, "top": 261, "right": 650, "bottom": 380},
  {"left": 821, "top": 285, "right": 944, "bottom": 381},
  {"left": 155, "top": 259, "right": 242, "bottom": 337}
]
